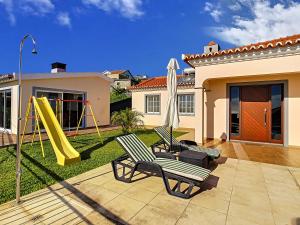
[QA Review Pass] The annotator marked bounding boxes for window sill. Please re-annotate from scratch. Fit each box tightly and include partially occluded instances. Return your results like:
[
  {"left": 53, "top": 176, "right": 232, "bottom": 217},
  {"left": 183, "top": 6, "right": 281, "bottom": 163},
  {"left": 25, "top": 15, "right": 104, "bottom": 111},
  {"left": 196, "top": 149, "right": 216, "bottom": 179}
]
[
  {"left": 179, "top": 113, "right": 195, "bottom": 116},
  {"left": 144, "top": 113, "right": 161, "bottom": 115}
]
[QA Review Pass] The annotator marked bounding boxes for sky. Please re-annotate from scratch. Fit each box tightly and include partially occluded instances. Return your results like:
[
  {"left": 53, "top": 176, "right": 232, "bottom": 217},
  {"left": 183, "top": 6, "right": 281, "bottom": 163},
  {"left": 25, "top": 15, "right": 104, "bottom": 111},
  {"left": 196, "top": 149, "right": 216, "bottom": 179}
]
[{"left": 0, "top": 0, "right": 300, "bottom": 76}]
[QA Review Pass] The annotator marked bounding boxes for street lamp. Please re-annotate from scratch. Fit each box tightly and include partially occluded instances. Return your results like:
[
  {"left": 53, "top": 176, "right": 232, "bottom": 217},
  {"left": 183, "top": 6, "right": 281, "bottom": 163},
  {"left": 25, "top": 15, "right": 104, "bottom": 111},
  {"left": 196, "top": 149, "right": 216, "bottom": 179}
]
[{"left": 16, "top": 34, "right": 37, "bottom": 204}]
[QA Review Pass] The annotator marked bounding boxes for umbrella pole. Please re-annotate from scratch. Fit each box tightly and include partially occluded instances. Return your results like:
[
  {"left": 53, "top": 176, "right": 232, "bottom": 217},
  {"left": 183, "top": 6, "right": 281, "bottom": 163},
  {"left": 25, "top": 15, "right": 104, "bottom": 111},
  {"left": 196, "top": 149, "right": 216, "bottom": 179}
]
[{"left": 170, "top": 126, "right": 173, "bottom": 152}]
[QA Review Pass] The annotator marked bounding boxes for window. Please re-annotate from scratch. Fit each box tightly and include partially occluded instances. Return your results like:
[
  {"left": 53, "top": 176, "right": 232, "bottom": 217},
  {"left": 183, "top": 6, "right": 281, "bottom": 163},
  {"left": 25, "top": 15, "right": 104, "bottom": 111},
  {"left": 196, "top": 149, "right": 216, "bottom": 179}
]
[
  {"left": 230, "top": 86, "right": 240, "bottom": 137},
  {"left": 271, "top": 84, "right": 283, "bottom": 140},
  {"left": 145, "top": 95, "right": 160, "bottom": 114},
  {"left": 0, "top": 89, "right": 11, "bottom": 130},
  {"left": 178, "top": 94, "right": 194, "bottom": 115}
]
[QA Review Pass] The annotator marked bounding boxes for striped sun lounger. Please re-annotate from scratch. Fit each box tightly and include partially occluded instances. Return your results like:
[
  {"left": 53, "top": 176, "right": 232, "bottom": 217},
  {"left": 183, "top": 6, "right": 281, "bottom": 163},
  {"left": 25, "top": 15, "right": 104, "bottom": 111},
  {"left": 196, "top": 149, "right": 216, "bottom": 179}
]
[
  {"left": 112, "top": 133, "right": 211, "bottom": 199},
  {"left": 153, "top": 126, "right": 220, "bottom": 160}
]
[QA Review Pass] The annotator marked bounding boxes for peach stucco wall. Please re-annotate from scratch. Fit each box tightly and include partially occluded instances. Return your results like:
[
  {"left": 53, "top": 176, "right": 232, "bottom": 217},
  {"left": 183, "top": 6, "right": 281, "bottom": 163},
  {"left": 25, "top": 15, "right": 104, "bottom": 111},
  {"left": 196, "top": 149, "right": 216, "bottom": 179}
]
[
  {"left": 194, "top": 53, "right": 300, "bottom": 146},
  {"left": 0, "top": 77, "right": 110, "bottom": 134},
  {"left": 131, "top": 88, "right": 198, "bottom": 129},
  {"left": 21, "top": 77, "right": 110, "bottom": 134}
]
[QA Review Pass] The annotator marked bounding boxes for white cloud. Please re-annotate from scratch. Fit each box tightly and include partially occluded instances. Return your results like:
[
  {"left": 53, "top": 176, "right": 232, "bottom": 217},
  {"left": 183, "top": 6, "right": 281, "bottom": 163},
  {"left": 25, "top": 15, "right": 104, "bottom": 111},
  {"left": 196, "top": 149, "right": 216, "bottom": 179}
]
[
  {"left": 82, "top": 0, "right": 144, "bottom": 19},
  {"left": 0, "top": 0, "right": 16, "bottom": 25},
  {"left": 208, "top": 0, "right": 300, "bottom": 45},
  {"left": 0, "top": 0, "right": 54, "bottom": 25},
  {"left": 57, "top": 12, "right": 71, "bottom": 28},
  {"left": 204, "top": 2, "right": 222, "bottom": 22},
  {"left": 19, "top": 0, "right": 55, "bottom": 15},
  {"left": 228, "top": 2, "right": 241, "bottom": 11}
]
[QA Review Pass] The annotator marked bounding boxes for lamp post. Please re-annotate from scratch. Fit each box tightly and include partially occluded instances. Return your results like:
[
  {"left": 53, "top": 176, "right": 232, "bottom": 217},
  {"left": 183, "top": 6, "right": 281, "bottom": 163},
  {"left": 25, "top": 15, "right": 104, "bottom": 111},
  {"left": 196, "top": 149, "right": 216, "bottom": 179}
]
[{"left": 16, "top": 34, "right": 37, "bottom": 204}]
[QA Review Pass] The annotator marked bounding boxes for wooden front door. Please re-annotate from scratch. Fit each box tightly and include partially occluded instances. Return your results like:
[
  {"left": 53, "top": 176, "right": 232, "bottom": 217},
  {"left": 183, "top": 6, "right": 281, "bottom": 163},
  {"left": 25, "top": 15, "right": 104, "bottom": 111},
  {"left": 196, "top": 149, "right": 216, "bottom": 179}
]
[
  {"left": 240, "top": 86, "right": 270, "bottom": 142},
  {"left": 229, "top": 84, "right": 284, "bottom": 144}
]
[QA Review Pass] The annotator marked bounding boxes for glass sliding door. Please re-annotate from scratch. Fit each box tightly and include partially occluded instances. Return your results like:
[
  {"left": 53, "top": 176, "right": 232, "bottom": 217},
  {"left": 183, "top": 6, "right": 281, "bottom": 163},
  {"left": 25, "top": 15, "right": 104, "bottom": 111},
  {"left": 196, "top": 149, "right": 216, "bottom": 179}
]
[
  {"left": 0, "top": 89, "right": 12, "bottom": 130},
  {"left": 35, "top": 89, "right": 84, "bottom": 130},
  {"left": 63, "top": 93, "right": 83, "bottom": 130}
]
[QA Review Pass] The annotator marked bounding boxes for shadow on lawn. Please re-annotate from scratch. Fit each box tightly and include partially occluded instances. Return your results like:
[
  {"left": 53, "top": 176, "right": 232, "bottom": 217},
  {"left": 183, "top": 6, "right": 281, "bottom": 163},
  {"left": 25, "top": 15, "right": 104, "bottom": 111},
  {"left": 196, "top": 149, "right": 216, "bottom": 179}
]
[
  {"left": 79, "top": 136, "right": 116, "bottom": 160},
  {"left": 9, "top": 150, "right": 129, "bottom": 225}
]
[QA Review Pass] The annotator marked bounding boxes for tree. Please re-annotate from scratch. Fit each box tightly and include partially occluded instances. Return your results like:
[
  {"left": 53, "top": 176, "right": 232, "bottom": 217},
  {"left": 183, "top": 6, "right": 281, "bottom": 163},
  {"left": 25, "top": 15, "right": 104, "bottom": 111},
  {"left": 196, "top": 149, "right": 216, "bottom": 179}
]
[{"left": 111, "top": 108, "right": 144, "bottom": 134}]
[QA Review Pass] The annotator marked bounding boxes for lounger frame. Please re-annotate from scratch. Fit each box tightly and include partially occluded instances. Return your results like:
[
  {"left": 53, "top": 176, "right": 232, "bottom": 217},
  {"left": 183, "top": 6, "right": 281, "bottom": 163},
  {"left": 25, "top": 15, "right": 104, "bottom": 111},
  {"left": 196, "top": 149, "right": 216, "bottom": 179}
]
[{"left": 112, "top": 150, "right": 202, "bottom": 199}]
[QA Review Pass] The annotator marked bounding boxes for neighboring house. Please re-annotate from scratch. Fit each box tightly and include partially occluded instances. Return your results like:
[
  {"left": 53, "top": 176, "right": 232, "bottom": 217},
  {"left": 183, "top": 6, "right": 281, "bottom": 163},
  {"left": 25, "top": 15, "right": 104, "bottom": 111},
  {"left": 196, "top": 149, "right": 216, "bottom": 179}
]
[
  {"left": 133, "top": 75, "right": 148, "bottom": 81},
  {"left": 104, "top": 70, "right": 135, "bottom": 90},
  {"left": 130, "top": 75, "right": 196, "bottom": 129},
  {"left": 0, "top": 62, "right": 112, "bottom": 134},
  {"left": 131, "top": 34, "right": 300, "bottom": 147}
]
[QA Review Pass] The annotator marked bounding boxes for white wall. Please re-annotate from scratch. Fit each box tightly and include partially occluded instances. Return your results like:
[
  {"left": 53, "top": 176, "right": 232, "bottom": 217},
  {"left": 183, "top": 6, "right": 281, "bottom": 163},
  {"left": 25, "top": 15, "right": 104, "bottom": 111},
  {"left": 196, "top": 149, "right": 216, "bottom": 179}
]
[{"left": 131, "top": 87, "right": 198, "bottom": 129}]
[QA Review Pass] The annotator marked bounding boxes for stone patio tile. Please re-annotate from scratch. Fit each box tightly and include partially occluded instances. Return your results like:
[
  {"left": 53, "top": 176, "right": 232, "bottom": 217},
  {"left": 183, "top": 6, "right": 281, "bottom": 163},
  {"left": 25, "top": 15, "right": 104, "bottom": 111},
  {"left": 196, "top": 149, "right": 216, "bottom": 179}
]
[
  {"left": 233, "top": 180, "right": 267, "bottom": 193},
  {"left": 84, "top": 211, "right": 117, "bottom": 225},
  {"left": 101, "top": 179, "right": 134, "bottom": 194},
  {"left": 234, "top": 170, "right": 266, "bottom": 187},
  {"left": 228, "top": 202, "right": 275, "bottom": 225},
  {"left": 148, "top": 192, "right": 190, "bottom": 218},
  {"left": 270, "top": 196, "right": 300, "bottom": 225},
  {"left": 290, "top": 170, "right": 300, "bottom": 186},
  {"left": 264, "top": 177, "right": 298, "bottom": 190},
  {"left": 190, "top": 188, "right": 231, "bottom": 214},
  {"left": 78, "top": 185, "right": 120, "bottom": 205},
  {"left": 260, "top": 162, "right": 288, "bottom": 170},
  {"left": 265, "top": 184, "right": 300, "bottom": 202},
  {"left": 226, "top": 214, "right": 260, "bottom": 225},
  {"left": 122, "top": 185, "right": 158, "bottom": 204},
  {"left": 133, "top": 178, "right": 165, "bottom": 193},
  {"left": 213, "top": 176, "right": 235, "bottom": 191},
  {"left": 177, "top": 204, "right": 226, "bottom": 225},
  {"left": 230, "top": 186, "right": 272, "bottom": 211},
  {"left": 130, "top": 205, "right": 178, "bottom": 225},
  {"left": 103, "top": 195, "right": 145, "bottom": 222},
  {"left": 212, "top": 166, "right": 236, "bottom": 176}
]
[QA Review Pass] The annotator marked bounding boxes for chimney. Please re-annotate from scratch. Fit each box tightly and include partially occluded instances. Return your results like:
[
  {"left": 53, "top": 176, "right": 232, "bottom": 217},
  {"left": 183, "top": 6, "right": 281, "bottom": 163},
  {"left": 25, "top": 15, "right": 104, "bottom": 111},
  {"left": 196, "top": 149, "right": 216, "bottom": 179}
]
[
  {"left": 51, "top": 62, "right": 66, "bottom": 73},
  {"left": 204, "top": 41, "right": 220, "bottom": 54}
]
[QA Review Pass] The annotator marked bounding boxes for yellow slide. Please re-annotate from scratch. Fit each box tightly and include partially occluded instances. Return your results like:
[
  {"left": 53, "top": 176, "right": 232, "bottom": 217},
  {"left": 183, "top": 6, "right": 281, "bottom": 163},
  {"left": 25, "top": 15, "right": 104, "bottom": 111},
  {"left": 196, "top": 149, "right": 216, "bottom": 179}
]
[{"left": 32, "top": 97, "right": 81, "bottom": 166}]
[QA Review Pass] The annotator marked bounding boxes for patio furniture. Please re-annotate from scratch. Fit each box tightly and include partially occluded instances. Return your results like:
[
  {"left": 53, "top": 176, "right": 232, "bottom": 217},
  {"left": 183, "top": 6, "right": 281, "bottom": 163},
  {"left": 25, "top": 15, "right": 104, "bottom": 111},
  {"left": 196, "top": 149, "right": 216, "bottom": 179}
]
[
  {"left": 112, "top": 133, "right": 211, "bottom": 199},
  {"left": 179, "top": 151, "right": 208, "bottom": 169},
  {"left": 152, "top": 126, "right": 220, "bottom": 160}
]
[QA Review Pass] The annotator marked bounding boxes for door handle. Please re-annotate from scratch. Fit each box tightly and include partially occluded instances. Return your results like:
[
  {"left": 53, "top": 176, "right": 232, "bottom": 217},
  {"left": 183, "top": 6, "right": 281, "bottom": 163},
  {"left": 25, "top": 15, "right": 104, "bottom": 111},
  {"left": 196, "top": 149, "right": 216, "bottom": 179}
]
[{"left": 264, "top": 108, "right": 267, "bottom": 127}]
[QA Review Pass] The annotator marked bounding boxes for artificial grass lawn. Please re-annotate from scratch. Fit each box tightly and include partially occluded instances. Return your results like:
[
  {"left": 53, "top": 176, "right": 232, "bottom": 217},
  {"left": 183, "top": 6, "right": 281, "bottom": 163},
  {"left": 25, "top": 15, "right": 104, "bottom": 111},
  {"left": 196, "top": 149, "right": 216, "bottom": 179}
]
[{"left": 0, "top": 129, "right": 184, "bottom": 205}]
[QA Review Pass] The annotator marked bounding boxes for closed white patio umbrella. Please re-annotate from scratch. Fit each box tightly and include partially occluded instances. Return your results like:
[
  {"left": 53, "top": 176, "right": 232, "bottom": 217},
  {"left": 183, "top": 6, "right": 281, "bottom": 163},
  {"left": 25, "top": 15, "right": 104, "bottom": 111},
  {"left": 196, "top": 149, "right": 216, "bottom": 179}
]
[{"left": 163, "top": 58, "right": 180, "bottom": 151}]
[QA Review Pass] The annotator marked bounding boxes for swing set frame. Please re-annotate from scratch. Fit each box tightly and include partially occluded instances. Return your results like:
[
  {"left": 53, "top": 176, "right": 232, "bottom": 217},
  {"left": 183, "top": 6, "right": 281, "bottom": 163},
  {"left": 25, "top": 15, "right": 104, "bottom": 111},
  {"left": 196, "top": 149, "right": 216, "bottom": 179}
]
[{"left": 20, "top": 96, "right": 102, "bottom": 157}]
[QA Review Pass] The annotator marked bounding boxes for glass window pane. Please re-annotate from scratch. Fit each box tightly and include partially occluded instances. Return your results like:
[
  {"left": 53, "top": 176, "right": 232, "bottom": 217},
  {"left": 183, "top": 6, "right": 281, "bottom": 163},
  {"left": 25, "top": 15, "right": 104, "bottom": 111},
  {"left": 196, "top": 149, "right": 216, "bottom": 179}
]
[
  {"left": 63, "top": 93, "right": 84, "bottom": 129},
  {"left": 146, "top": 95, "right": 160, "bottom": 113},
  {"left": 5, "top": 90, "right": 11, "bottom": 129},
  {"left": 230, "top": 87, "right": 240, "bottom": 136},
  {"left": 178, "top": 94, "right": 194, "bottom": 114},
  {"left": 271, "top": 85, "right": 282, "bottom": 140}
]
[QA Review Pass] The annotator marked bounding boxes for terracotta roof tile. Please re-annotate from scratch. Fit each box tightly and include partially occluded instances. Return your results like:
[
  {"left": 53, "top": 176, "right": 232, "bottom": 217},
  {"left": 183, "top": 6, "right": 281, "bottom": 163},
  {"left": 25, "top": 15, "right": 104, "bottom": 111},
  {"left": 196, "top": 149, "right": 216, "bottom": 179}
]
[
  {"left": 183, "top": 34, "right": 300, "bottom": 61},
  {"left": 129, "top": 75, "right": 194, "bottom": 90}
]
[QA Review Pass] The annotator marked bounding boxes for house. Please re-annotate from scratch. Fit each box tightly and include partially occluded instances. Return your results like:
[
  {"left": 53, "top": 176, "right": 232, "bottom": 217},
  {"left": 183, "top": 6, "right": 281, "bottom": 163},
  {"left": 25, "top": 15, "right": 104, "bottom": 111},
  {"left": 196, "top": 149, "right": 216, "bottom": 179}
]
[
  {"left": 104, "top": 70, "right": 135, "bottom": 90},
  {"left": 131, "top": 34, "right": 300, "bottom": 147},
  {"left": 0, "top": 62, "right": 112, "bottom": 134},
  {"left": 130, "top": 75, "right": 196, "bottom": 130}
]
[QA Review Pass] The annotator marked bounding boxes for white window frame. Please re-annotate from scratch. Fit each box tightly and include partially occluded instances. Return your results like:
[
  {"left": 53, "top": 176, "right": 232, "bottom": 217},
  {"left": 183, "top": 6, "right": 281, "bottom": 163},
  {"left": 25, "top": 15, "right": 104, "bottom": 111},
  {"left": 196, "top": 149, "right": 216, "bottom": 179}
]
[
  {"left": 178, "top": 93, "right": 195, "bottom": 116},
  {"left": 0, "top": 88, "right": 12, "bottom": 132},
  {"left": 145, "top": 94, "right": 160, "bottom": 114}
]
